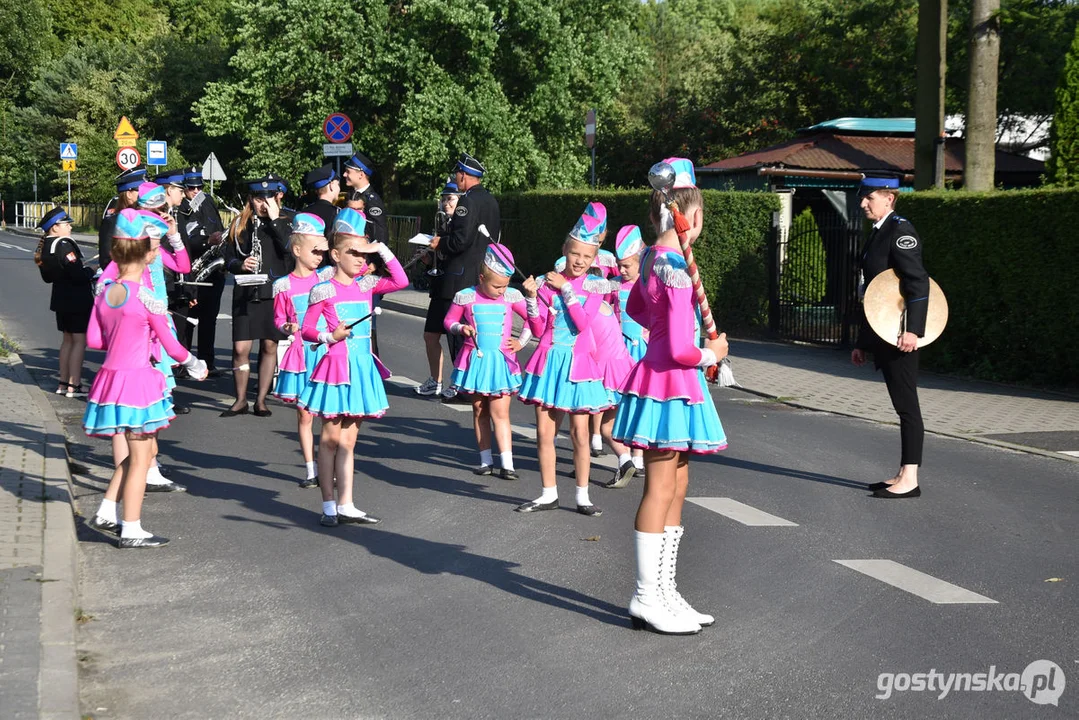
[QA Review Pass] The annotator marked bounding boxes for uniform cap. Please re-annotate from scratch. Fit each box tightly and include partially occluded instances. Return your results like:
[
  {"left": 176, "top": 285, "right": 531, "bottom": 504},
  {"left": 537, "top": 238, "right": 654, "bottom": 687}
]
[
  {"left": 858, "top": 172, "right": 901, "bottom": 197},
  {"left": 245, "top": 177, "right": 278, "bottom": 197},
  {"left": 38, "top": 207, "right": 74, "bottom": 233},
  {"left": 333, "top": 207, "right": 368, "bottom": 237},
  {"left": 135, "top": 209, "right": 170, "bottom": 240},
  {"left": 455, "top": 152, "right": 485, "bottom": 178},
  {"left": 615, "top": 225, "right": 644, "bottom": 260},
  {"left": 115, "top": 167, "right": 147, "bottom": 192},
  {"left": 303, "top": 165, "right": 337, "bottom": 191},
  {"left": 483, "top": 244, "right": 515, "bottom": 278},
  {"left": 183, "top": 166, "right": 204, "bottom": 187},
  {"left": 441, "top": 180, "right": 462, "bottom": 196},
  {"left": 344, "top": 151, "right": 375, "bottom": 176},
  {"left": 156, "top": 169, "right": 185, "bottom": 188},
  {"left": 112, "top": 208, "right": 151, "bottom": 240},
  {"left": 568, "top": 202, "right": 605, "bottom": 246}
]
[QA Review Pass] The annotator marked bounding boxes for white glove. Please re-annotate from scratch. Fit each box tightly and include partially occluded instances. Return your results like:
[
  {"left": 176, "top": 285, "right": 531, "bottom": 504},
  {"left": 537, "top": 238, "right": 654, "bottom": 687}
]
[
  {"left": 317, "top": 331, "right": 336, "bottom": 345},
  {"left": 181, "top": 355, "right": 208, "bottom": 380},
  {"left": 371, "top": 242, "right": 395, "bottom": 263},
  {"left": 697, "top": 348, "right": 718, "bottom": 368},
  {"left": 166, "top": 232, "right": 185, "bottom": 253}
]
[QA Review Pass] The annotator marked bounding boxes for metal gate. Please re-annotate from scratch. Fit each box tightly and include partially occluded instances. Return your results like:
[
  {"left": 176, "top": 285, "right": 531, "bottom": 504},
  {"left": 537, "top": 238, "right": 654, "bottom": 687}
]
[{"left": 769, "top": 208, "right": 862, "bottom": 346}]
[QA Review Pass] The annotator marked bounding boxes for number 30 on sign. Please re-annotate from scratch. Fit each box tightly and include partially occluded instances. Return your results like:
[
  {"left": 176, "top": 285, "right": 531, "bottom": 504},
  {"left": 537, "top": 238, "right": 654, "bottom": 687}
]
[{"left": 116, "top": 146, "right": 141, "bottom": 171}]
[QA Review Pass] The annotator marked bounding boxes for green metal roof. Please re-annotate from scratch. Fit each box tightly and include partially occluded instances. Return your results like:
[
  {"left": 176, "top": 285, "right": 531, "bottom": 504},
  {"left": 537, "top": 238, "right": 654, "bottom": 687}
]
[{"left": 799, "top": 117, "right": 916, "bottom": 135}]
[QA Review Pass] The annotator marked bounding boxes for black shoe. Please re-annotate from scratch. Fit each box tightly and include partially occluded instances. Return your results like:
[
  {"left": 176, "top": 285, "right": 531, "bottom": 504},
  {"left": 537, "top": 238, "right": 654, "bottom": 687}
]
[
  {"left": 515, "top": 499, "right": 558, "bottom": 513},
  {"left": 320, "top": 513, "right": 339, "bottom": 527},
  {"left": 576, "top": 504, "right": 603, "bottom": 517},
  {"left": 87, "top": 516, "right": 120, "bottom": 535},
  {"left": 473, "top": 464, "right": 493, "bottom": 476},
  {"left": 253, "top": 406, "right": 273, "bottom": 417},
  {"left": 206, "top": 367, "right": 224, "bottom": 378},
  {"left": 337, "top": 513, "right": 381, "bottom": 525},
  {"left": 605, "top": 461, "right": 637, "bottom": 489},
  {"left": 118, "top": 534, "right": 170, "bottom": 549},
  {"left": 867, "top": 481, "right": 896, "bottom": 492},
  {"left": 499, "top": 468, "right": 520, "bottom": 481},
  {"left": 872, "top": 485, "right": 921, "bottom": 499},
  {"left": 299, "top": 477, "right": 319, "bottom": 489},
  {"left": 174, "top": 405, "right": 191, "bottom": 415},
  {"left": 174, "top": 367, "right": 190, "bottom": 380},
  {"left": 220, "top": 404, "right": 249, "bottom": 418},
  {"left": 145, "top": 481, "right": 187, "bottom": 493},
  {"left": 590, "top": 446, "right": 607, "bottom": 458}
]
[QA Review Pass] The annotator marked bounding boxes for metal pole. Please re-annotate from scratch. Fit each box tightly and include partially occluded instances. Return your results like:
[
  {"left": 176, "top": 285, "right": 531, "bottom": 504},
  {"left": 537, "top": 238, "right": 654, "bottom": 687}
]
[
  {"left": 33, "top": 168, "right": 38, "bottom": 202},
  {"left": 591, "top": 146, "right": 596, "bottom": 189},
  {"left": 67, "top": 172, "right": 71, "bottom": 213}
]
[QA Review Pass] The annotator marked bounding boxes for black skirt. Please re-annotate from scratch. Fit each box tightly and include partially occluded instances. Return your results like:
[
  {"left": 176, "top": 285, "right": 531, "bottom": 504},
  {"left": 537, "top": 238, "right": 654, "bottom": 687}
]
[
  {"left": 55, "top": 310, "right": 91, "bottom": 334},
  {"left": 232, "top": 294, "right": 284, "bottom": 342}
]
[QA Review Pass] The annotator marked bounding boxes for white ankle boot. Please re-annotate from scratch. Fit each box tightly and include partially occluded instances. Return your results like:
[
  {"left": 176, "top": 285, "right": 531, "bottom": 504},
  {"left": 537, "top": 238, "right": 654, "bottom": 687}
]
[
  {"left": 662, "top": 525, "right": 714, "bottom": 627},
  {"left": 628, "top": 531, "right": 701, "bottom": 635}
]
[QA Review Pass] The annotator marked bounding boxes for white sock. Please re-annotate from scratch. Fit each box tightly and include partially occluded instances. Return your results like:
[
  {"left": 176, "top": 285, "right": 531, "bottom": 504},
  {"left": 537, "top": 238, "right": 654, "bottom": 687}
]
[
  {"left": 305, "top": 461, "right": 317, "bottom": 479},
  {"left": 576, "top": 485, "right": 591, "bottom": 506},
  {"left": 500, "top": 451, "right": 514, "bottom": 472},
  {"left": 479, "top": 449, "right": 493, "bottom": 467},
  {"left": 337, "top": 502, "right": 365, "bottom": 518},
  {"left": 535, "top": 486, "right": 558, "bottom": 504},
  {"left": 120, "top": 519, "right": 152, "bottom": 539},
  {"left": 632, "top": 455, "right": 644, "bottom": 470},
  {"left": 146, "top": 465, "right": 168, "bottom": 485},
  {"left": 322, "top": 501, "right": 337, "bottom": 516},
  {"left": 591, "top": 434, "right": 602, "bottom": 450},
  {"left": 618, "top": 452, "right": 632, "bottom": 467},
  {"left": 96, "top": 499, "right": 118, "bottom": 524}
]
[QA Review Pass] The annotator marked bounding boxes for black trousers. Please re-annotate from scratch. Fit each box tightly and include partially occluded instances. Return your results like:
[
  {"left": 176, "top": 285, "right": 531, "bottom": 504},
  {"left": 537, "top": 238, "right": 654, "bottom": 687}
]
[
  {"left": 169, "top": 293, "right": 195, "bottom": 350},
  {"left": 195, "top": 274, "right": 226, "bottom": 368},
  {"left": 877, "top": 346, "right": 924, "bottom": 466}
]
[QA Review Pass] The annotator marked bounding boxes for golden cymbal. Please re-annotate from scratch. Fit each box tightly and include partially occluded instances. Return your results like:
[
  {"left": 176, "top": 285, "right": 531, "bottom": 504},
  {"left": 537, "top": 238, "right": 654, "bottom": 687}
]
[{"left": 863, "top": 269, "right": 948, "bottom": 348}]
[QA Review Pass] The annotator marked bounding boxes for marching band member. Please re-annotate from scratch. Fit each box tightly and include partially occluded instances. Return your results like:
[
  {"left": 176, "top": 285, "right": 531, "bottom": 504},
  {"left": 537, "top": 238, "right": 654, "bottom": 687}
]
[
  {"left": 98, "top": 167, "right": 146, "bottom": 269},
  {"left": 444, "top": 244, "right": 539, "bottom": 479},
  {"left": 34, "top": 207, "right": 94, "bottom": 398},
  {"left": 590, "top": 281, "right": 638, "bottom": 488},
  {"left": 341, "top": 152, "right": 387, "bottom": 356},
  {"left": 299, "top": 165, "right": 340, "bottom": 239},
  {"left": 221, "top": 177, "right": 293, "bottom": 418},
  {"left": 613, "top": 158, "right": 727, "bottom": 635},
  {"left": 298, "top": 209, "right": 408, "bottom": 527},
  {"left": 272, "top": 213, "right": 334, "bottom": 487},
  {"left": 179, "top": 167, "right": 227, "bottom": 375},
  {"left": 515, "top": 208, "right": 613, "bottom": 516},
  {"left": 416, "top": 180, "right": 463, "bottom": 398},
  {"left": 84, "top": 209, "right": 207, "bottom": 548},
  {"left": 155, "top": 169, "right": 196, "bottom": 354}
]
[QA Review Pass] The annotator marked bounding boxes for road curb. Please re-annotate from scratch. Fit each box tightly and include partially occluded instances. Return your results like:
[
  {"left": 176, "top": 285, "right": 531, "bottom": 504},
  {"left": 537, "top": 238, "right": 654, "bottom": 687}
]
[
  {"left": 4, "top": 354, "right": 81, "bottom": 720},
  {"left": 380, "top": 295, "right": 427, "bottom": 320}
]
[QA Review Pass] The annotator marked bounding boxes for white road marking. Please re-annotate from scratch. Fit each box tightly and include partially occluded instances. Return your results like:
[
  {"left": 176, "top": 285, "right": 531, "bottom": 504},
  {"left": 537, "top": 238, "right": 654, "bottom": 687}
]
[
  {"left": 833, "top": 560, "right": 998, "bottom": 604},
  {"left": 510, "top": 423, "right": 618, "bottom": 470},
  {"left": 1061, "top": 451, "right": 1079, "bottom": 457},
  {"left": 386, "top": 376, "right": 469, "bottom": 411},
  {"left": 0, "top": 242, "right": 30, "bottom": 252},
  {"left": 686, "top": 497, "right": 798, "bottom": 526},
  {"left": 216, "top": 313, "right": 232, "bottom": 320}
]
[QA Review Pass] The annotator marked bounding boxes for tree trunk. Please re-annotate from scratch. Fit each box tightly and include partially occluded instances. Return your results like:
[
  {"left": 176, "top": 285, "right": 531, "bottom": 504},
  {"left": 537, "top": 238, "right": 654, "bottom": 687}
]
[
  {"left": 965, "top": 0, "right": 1001, "bottom": 191},
  {"left": 914, "top": 0, "right": 947, "bottom": 190}
]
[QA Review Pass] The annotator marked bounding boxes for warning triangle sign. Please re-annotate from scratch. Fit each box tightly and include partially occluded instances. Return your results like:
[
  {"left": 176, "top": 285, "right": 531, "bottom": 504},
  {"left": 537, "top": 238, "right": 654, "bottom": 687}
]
[{"left": 113, "top": 116, "right": 139, "bottom": 143}]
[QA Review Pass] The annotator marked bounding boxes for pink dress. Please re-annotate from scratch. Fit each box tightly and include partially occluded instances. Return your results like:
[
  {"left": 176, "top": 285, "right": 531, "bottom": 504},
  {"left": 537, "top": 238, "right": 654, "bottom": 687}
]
[
  {"left": 517, "top": 273, "right": 613, "bottom": 413},
  {"left": 272, "top": 267, "right": 334, "bottom": 402},
  {"left": 82, "top": 281, "right": 191, "bottom": 437},
  {"left": 443, "top": 286, "right": 539, "bottom": 397},
  {"left": 612, "top": 246, "right": 726, "bottom": 454},
  {"left": 591, "top": 299, "right": 635, "bottom": 402},
  {"left": 297, "top": 262, "right": 408, "bottom": 419}
]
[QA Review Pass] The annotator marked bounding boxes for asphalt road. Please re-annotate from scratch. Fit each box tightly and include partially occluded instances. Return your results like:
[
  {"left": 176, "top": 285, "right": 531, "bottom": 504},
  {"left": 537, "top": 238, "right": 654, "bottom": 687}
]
[{"left": 0, "top": 229, "right": 1075, "bottom": 719}]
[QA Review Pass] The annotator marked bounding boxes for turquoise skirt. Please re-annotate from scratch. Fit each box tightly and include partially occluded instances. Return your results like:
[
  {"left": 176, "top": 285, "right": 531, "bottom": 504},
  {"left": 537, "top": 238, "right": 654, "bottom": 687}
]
[
  {"left": 451, "top": 349, "right": 521, "bottom": 397},
  {"left": 518, "top": 346, "right": 612, "bottom": 414},
  {"left": 613, "top": 371, "right": 726, "bottom": 454},
  {"left": 83, "top": 396, "right": 176, "bottom": 438}
]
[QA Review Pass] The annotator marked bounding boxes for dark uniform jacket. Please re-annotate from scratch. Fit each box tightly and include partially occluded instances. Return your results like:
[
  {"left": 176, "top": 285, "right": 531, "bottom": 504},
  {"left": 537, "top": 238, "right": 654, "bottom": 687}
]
[
  {"left": 179, "top": 191, "right": 226, "bottom": 259},
  {"left": 353, "top": 185, "right": 388, "bottom": 244},
  {"left": 855, "top": 212, "right": 930, "bottom": 351},
  {"left": 299, "top": 198, "right": 338, "bottom": 240},
  {"left": 222, "top": 213, "right": 294, "bottom": 304},
  {"left": 97, "top": 199, "right": 120, "bottom": 269},
  {"left": 435, "top": 184, "right": 499, "bottom": 300},
  {"left": 40, "top": 236, "right": 95, "bottom": 313}
]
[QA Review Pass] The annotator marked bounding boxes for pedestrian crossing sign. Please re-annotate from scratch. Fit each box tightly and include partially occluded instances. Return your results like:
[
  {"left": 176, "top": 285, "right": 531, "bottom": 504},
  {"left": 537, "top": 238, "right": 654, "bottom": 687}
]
[{"left": 60, "top": 143, "right": 77, "bottom": 160}]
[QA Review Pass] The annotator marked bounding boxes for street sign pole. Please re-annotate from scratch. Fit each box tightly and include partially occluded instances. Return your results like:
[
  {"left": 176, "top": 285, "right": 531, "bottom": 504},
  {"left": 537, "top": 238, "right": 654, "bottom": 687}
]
[
  {"left": 33, "top": 168, "right": 37, "bottom": 202},
  {"left": 591, "top": 146, "right": 596, "bottom": 190},
  {"left": 585, "top": 108, "right": 597, "bottom": 189},
  {"left": 67, "top": 172, "right": 71, "bottom": 214}
]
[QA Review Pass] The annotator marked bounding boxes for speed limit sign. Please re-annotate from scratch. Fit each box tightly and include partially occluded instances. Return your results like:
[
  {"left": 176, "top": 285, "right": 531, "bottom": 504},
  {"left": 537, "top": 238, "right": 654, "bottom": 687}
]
[{"left": 116, "top": 146, "right": 141, "bottom": 171}]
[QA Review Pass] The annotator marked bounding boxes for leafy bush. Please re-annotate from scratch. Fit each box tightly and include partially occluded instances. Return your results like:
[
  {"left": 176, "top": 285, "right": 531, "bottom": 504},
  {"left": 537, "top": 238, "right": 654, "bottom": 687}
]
[{"left": 780, "top": 208, "right": 827, "bottom": 304}]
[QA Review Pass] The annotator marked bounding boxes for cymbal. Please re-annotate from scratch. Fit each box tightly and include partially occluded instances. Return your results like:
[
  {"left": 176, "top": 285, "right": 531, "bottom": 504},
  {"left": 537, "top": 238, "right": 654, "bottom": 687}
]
[{"left": 863, "top": 269, "right": 948, "bottom": 348}]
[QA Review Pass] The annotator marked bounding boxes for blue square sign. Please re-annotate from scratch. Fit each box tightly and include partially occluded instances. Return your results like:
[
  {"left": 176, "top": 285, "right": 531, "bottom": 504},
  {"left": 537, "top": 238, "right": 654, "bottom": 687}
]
[
  {"left": 146, "top": 140, "right": 168, "bottom": 166},
  {"left": 60, "top": 143, "right": 77, "bottom": 160}
]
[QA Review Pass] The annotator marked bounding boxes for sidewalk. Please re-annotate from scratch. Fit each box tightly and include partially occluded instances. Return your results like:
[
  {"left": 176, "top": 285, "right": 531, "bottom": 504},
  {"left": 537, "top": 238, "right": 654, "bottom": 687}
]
[
  {"left": 382, "top": 288, "right": 1079, "bottom": 461},
  {"left": 0, "top": 355, "right": 80, "bottom": 720}
]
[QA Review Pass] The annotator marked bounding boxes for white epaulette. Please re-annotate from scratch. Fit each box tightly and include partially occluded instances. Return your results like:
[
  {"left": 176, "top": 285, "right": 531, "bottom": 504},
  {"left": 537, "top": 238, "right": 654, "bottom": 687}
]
[
  {"left": 138, "top": 286, "right": 167, "bottom": 315},
  {"left": 358, "top": 274, "right": 380, "bottom": 293},
  {"left": 272, "top": 275, "right": 291, "bottom": 298},
  {"left": 316, "top": 266, "right": 335, "bottom": 281},
  {"left": 503, "top": 287, "right": 523, "bottom": 303},
  {"left": 653, "top": 253, "right": 692, "bottom": 289},
  {"left": 453, "top": 288, "right": 477, "bottom": 305},
  {"left": 308, "top": 281, "right": 336, "bottom": 304},
  {"left": 582, "top": 276, "right": 615, "bottom": 294}
]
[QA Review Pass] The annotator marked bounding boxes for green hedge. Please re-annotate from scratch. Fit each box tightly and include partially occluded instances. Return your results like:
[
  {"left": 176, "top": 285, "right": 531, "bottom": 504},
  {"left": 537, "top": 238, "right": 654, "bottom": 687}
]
[
  {"left": 393, "top": 190, "right": 778, "bottom": 333},
  {"left": 898, "top": 188, "right": 1079, "bottom": 388}
]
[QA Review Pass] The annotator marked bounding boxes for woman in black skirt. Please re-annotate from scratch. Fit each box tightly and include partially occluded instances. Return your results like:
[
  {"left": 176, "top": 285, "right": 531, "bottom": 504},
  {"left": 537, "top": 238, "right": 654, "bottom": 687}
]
[{"left": 221, "top": 178, "right": 294, "bottom": 417}]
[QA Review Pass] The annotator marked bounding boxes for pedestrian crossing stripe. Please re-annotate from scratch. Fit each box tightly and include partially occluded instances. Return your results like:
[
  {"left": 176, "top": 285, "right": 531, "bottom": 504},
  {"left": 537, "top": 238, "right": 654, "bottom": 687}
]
[{"left": 834, "top": 560, "right": 997, "bottom": 604}]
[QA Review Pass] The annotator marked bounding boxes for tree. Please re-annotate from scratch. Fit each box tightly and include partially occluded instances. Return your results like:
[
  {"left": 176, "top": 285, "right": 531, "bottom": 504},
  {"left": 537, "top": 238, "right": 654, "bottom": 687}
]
[
  {"left": 965, "top": 0, "right": 1001, "bottom": 191},
  {"left": 1047, "top": 22, "right": 1079, "bottom": 185}
]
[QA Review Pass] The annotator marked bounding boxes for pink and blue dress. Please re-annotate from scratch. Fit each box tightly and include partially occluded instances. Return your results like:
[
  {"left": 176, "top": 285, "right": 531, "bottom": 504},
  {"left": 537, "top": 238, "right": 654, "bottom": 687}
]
[
  {"left": 613, "top": 246, "right": 726, "bottom": 454},
  {"left": 272, "top": 267, "right": 334, "bottom": 402},
  {"left": 83, "top": 282, "right": 189, "bottom": 437},
  {"left": 298, "top": 262, "right": 408, "bottom": 420},
  {"left": 443, "top": 286, "right": 534, "bottom": 397},
  {"left": 591, "top": 296, "right": 636, "bottom": 405},
  {"left": 617, "top": 278, "right": 648, "bottom": 363},
  {"left": 518, "top": 273, "right": 613, "bottom": 414}
]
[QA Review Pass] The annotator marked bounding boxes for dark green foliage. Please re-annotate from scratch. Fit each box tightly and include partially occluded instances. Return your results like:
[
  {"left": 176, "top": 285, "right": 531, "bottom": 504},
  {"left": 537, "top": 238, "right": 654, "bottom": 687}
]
[
  {"left": 898, "top": 189, "right": 1079, "bottom": 387},
  {"left": 1048, "top": 22, "right": 1079, "bottom": 185},
  {"left": 780, "top": 208, "right": 827, "bottom": 304},
  {"left": 393, "top": 189, "right": 778, "bottom": 333}
]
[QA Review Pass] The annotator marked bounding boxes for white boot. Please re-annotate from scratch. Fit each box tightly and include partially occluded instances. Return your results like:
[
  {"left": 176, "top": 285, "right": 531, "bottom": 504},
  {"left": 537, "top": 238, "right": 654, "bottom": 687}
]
[
  {"left": 663, "top": 525, "right": 715, "bottom": 627},
  {"left": 628, "top": 531, "right": 701, "bottom": 635}
]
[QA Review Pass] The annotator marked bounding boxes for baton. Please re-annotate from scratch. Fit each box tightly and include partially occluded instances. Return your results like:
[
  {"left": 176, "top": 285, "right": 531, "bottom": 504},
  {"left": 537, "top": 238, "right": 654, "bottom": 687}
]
[
  {"left": 311, "top": 307, "right": 382, "bottom": 347},
  {"left": 169, "top": 310, "right": 198, "bottom": 326}
]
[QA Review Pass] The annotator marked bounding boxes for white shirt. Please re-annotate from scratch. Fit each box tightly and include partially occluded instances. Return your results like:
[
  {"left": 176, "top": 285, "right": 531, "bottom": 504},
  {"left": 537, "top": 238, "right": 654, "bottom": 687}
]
[{"left": 873, "top": 210, "right": 894, "bottom": 230}]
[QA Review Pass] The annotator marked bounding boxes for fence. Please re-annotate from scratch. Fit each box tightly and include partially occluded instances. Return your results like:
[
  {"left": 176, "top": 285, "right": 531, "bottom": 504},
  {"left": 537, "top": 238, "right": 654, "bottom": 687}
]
[{"left": 15, "top": 202, "right": 106, "bottom": 230}]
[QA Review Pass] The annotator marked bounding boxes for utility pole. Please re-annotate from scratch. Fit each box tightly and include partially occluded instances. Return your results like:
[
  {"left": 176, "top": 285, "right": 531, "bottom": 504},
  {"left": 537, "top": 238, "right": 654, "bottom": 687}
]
[
  {"left": 965, "top": 0, "right": 1001, "bottom": 191},
  {"left": 914, "top": 0, "right": 947, "bottom": 190}
]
